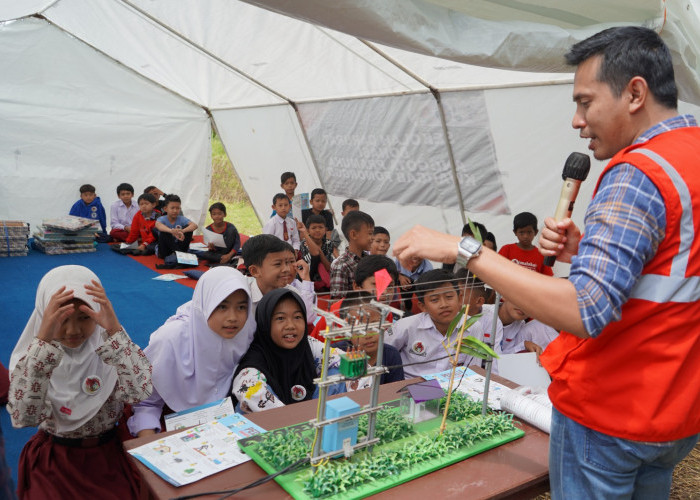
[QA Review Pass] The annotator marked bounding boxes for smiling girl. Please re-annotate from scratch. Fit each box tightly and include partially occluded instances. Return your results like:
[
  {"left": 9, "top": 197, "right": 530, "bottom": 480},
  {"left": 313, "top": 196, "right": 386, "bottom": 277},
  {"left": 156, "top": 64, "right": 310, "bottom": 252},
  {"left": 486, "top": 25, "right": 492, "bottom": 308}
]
[
  {"left": 232, "top": 289, "right": 344, "bottom": 412},
  {"left": 8, "top": 265, "right": 152, "bottom": 499},
  {"left": 127, "top": 267, "right": 255, "bottom": 437}
]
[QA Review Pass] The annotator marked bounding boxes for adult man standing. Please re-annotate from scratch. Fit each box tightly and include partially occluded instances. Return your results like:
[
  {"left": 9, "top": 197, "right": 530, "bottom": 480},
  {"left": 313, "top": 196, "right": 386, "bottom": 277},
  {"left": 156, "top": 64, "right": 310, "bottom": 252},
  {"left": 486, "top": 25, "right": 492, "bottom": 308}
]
[{"left": 394, "top": 26, "right": 700, "bottom": 498}]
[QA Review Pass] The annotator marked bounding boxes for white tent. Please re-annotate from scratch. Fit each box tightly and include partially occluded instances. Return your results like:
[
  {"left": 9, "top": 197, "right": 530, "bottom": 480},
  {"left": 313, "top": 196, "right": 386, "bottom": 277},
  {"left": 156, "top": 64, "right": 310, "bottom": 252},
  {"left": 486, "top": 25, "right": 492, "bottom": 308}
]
[{"left": 2, "top": 0, "right": 700, "bottom": 271}]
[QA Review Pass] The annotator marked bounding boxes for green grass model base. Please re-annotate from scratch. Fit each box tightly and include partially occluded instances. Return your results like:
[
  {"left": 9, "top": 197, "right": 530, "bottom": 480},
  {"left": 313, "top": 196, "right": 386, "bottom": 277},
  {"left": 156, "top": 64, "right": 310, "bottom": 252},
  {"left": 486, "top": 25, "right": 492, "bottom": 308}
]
[{"left": 238, "top": 395, "right": 524, "bottom": 499}]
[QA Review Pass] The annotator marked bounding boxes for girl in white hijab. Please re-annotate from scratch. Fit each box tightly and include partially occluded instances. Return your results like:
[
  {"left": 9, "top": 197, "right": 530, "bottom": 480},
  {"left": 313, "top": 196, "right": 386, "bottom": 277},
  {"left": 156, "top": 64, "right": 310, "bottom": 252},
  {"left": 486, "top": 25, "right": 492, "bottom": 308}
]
[
  {"left": 128, "top": 266, "right": 255, "bottom": 437},
  {"left": 7, "top": 265, "right": 152, "bottom": 499}
]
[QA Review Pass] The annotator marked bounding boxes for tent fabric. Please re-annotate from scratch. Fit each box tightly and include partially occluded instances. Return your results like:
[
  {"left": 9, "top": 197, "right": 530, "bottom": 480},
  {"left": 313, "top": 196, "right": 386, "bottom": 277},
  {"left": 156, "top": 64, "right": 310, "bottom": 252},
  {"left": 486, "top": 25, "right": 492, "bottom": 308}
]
[{"left": 2, "top": 0, "right": 700, "bottom": 269}]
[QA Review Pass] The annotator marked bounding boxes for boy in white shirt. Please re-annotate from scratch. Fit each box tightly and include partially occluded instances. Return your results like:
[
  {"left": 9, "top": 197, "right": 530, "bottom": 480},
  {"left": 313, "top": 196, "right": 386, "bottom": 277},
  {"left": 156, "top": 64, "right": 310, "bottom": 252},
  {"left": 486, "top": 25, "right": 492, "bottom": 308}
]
[{"left": 262, "top": 194, "right": 300, "bottom": 251}]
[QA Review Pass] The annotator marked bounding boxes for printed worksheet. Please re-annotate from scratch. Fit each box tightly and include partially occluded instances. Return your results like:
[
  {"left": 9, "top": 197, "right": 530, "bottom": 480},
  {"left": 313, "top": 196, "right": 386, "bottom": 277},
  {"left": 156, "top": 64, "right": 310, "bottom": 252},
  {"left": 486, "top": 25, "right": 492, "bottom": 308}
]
[
  {"left": 423, "top": 367, "right": 509, "bottom": 410},
  {"left": 165, "top": 397, "right": 236, "bottom": 431},
  {"left": 128, "top": 414, "right": 266, "bottom": 487}
]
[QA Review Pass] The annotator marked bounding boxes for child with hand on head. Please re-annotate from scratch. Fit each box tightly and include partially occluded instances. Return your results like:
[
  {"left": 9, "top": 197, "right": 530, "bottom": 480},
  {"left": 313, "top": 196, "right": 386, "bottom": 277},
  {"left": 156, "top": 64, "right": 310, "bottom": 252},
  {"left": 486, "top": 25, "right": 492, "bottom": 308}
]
[
  {"left": 155, "top": 194, "right": 198, "bottom": 260},
  {"left": 128, "top": 267, "right": 255, "bottom": 437},
  {"left": 385, "top": 269, "right": 481, "bottom": 379},
  {"left": 232, "top": 289, "right": 345, "bottom": 412},
  {"left": 109, "top": 183, "right": 139, "bottom": 243},
  {"left": 263, "top": 194, "right": 300, "bottom": 251},
  {"left": 498, "top": 212, "right": 553, "bottom": 276},
  {"left": 370, "top": 226, "right": 391, "bottom": 255},
  {"left": 116, "top": 192, "right": 159, "bottom": 255},
  {"left": 330, "top": 198, "right": 359, "bottom": 256},
  {"left": 301, "top": 188, "right": 334, "bottom": 237},
  {"left": 69, "top": 183, "right": 107, "bottom": 235},
  {"left": 143, "top": 185, "right": 166, "bottom": 213},
  {"left": 242, "top": 235, "right": 317, "bottom": 324},
  {"left": 330, "top": 210, "right": 374, "bottom": 298},
  {"left": 199, "top": 202, "right": 241, "bottom": 266},
  {"left": 8, "top": 265, "right": 152, "bottom": 499},
  {"left": 298, "top": 214, "right": 335, "bottom": 292}
]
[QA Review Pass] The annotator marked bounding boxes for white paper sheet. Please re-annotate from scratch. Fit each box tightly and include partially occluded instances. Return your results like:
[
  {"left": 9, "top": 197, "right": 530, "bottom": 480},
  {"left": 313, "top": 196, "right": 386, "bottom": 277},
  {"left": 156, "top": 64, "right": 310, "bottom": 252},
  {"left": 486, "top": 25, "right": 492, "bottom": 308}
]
[
  {"left": 497, "top": 353, "right": 551, "bottom": 389},
  {"left": 423, "top": 367, "right": 509, "bottom": 410},
  {"left": 152, "top": 273, "right": 188, "bottom": 281},
  {"left": 120, "top": 241, "right": 138, "bottom": 250},
  {"left": 202, "top": 228, "right": 225, "bottom": 247}
]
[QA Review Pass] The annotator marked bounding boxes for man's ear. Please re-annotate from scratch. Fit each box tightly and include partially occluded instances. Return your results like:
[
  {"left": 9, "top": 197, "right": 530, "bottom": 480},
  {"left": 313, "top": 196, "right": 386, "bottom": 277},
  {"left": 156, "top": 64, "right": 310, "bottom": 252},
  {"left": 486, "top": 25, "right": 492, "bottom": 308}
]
[{"left": 628, "top": 76, "right": 648, "bottom": 113}]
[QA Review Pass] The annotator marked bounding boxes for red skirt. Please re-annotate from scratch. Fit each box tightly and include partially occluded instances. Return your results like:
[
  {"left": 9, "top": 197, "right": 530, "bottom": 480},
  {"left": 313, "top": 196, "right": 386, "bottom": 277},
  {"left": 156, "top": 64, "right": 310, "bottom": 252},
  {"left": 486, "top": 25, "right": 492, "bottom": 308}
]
[{"left": 17, "top": 430, "right": 139, "bottom": 500}]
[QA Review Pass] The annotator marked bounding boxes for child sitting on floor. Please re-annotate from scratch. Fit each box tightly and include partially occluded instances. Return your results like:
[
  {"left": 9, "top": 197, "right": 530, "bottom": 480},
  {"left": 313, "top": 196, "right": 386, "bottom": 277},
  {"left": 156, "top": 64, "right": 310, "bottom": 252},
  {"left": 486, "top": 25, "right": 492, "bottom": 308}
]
[
  {"left": 263, "top": 193, "right": 300, "bottom": 251},
  {"left": 241, "top": 234, "right": 316, "bottom": 324},
  {"left": 8, "top": 265, "right": 152, "bottom": 499},
  {"left": 117, "top": 192, "right": 159, "bottom": 255},
  {"left": 154, "top": 194, "right": 198, "bottom": 260},
  {"left": 298, "top": 214, "right": 335, "bottom": 292},
  {"left": 232, "top": 289, "right": 345, "bottom": 412},
  {"left": 386, "top": 269, "right": 481, "bottom": 379},
  {"left": 69, "top": 183, "right": 107, "bottom": 236},
  {"left": 128, "top": 267, "right": 255, "bottom": 437},
  {"left": 109, "top": 182, "right": 139, "bottom": 243},
  {"left": 199, "top": 202, "right": 241, "bottom": 266}
]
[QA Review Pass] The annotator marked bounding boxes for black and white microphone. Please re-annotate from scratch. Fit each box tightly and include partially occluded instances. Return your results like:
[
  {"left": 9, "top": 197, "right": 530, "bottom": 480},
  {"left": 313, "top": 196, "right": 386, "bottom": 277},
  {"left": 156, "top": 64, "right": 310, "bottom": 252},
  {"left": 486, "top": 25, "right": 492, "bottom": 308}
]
[{"left": 543, "top": 152, "right": 591, "bottom": 267}]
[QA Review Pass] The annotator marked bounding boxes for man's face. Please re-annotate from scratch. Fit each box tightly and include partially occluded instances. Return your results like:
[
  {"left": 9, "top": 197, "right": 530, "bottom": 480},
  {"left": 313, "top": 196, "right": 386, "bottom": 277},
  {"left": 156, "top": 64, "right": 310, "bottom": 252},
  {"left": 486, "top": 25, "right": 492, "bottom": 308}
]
[
  {"left": 311, "top": 194, "right": 327, "bottom": 212},
  {"left": 307, "top": 222, "right": 326, "bottom": 241},
  {"left": 118, "top": 190, "right": 133, "bottom": 206},
  {"left": 281, "top": 178, "right": 297, "bottom": 197},
  {"left": 81, "top": 192, "right": 96, "bottom": 205},
  {"left": 274, "top": 198, "right": 291, "bottom": 219},
  {"left": 572, "top": 56, "right": 635, "bottom": 160},
  {"left": 370, "top": 233, "right": 390, "bottom": 255},
  {"left": 250, "top": 251, "right": 296, "bottom": 294}
]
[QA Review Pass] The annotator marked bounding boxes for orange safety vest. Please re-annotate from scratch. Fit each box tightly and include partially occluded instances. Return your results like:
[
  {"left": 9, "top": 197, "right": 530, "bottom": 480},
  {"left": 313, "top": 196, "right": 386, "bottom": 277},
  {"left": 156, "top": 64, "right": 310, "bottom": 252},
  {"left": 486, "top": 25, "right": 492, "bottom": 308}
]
[{"left": 541, "top": 126, "right": 700, "bottom": 442}]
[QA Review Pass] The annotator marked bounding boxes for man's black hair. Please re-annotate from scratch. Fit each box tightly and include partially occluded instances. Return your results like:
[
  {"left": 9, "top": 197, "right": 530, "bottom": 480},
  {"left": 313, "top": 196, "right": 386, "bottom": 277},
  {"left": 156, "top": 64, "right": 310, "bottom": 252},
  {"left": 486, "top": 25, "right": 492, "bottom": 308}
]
[
  {"left": 414, "top": 269, "right": 458, "bottom": 303},
  {"left": 116, "top": 183, "right": 134, "bottom": 195},
  {"left": 341, "top": 210, "right": 374, "bottom": 239},
  {"left": 79, "top": 184, "right": 96, "bottom": 194},
  {"left": 137, "top": 193, "right": 156, "bottom": 204},
  {"left": 209, "top": 202, "right": 227, "bottom": 215},
  {"left": 280, "top": 172, "right": 296, "bottom": 184},
  {"left": 310, "top": 188, "right": 327, "bottom": 200},
  {"left": 565, "top": 26, "right": 677, "bottom": 110},
  {"left": 354, "top": 254, "right": 398, "bottom": 287},
  {"left": 461, "top": 221, "right": 488, "bottom": 240},
  {"left": 272, "top": 193, "right": 290, "bottom": 205},
  {"left": 164, "top": 193, "right": 181, "bottom": 206},
  {"left": 241, "top": 234, "right": 295, "bottom": 268},
  {"left": 305, "top": 214, "right": 326, "bottom": 228},
  {"left": 342, "top": 199, "right": 359, "bottom": 211},
  {"left": 513, "top": 212, "right": 537, "bottom": 232},
  {"left": 373, "top": 226, "right": 390, "bottom": 238}
]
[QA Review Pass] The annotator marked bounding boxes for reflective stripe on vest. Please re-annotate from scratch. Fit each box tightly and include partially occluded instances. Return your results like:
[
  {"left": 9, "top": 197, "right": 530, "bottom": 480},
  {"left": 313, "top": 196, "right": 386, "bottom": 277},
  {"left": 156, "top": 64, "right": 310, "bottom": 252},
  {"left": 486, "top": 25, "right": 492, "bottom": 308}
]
[{"left": 628, "top": 148, "right": 699, "bottom": 302}]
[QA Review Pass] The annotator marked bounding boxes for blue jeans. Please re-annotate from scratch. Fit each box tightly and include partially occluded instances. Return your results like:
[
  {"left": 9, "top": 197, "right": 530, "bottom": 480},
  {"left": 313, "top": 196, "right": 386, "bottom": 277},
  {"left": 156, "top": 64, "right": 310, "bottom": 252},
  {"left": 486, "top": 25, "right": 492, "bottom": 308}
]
[{"left": 550, "top": 407, "right": 698, "bottom": 500}]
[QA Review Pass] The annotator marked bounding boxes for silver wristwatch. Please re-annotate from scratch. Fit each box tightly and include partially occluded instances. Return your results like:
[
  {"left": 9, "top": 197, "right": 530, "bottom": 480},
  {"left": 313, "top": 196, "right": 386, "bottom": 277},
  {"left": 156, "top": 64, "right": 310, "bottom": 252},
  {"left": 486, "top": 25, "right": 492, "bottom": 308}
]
[{"left": 455, "top": 236, "right": 482, "bottom": 269}]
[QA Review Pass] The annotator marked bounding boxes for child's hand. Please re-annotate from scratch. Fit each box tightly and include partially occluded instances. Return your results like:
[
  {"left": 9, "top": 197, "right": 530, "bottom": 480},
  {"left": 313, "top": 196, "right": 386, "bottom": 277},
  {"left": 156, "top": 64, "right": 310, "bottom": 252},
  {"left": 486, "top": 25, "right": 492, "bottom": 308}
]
[
  {"left": 137, "top": 244, "right": 146, "bottom": 251},
  {"left": 298, "top": 225, "right": 307, "bottom": 239},
  {"left": 398, "top": 274, "right": 413, "bottom": 288},
  {"left": 207, "top": 243, "right": 217, "bottom": 251},
  {"left": 524, "top": 341, "right": 544, "bottom": 365},
  {"left": 296, "top": 259, "right": 310, "bottom": 281},
  {"left": 37, "top": 287, "right": 76, "bottom": 342},
  {"left": 172, "top": 228, "right": 185, "bottom": 241},
  {"left": 295, "top": 218, "right": 304, "bottom": 232},
  {"left": 80, "top": 280, "right": 122, "bottom": 335}
]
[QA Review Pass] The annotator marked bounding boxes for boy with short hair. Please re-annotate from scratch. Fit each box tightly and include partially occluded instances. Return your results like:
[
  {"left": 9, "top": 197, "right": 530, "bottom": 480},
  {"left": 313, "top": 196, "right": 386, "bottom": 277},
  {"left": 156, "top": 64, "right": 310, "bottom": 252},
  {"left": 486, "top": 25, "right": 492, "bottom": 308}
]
[
  {"left": 385, "top": 269, "right": 478, "bottom": 379},
  {"left": 369, "top": 226, "right": 390, "bottom": 255},
  {"left": 498, "top": 212, "right": 553, "bottom": 275},
  {"left": 122, "top": 192, "right": 159, "bottom": 255},
  {"left": 262, "top": 193, "right": 300, "bottom": 251},
  {"left": 69, "top": 184, "right": 107, "bottom": 234},
  {"left": 330, "top": 198, "right": 360, "bottom": 255},
  {"left": 110, "top": 182, "right": 139, "bottom": 242},
  {"left": 353, "top": 254, "right": 398, "bottom": 303},
  {"left": 301, "top": 188, "right": 334, "bottom": 235},
  {"left": 241, "top": 234, "right": 316, "bottom": 323},
  {"left": 298, "top": 214, "right": 335, "bottom": 291},
  {"left": 330, "top": 210, "right": 374, "bottom": 298},
  {"left": 154, "top": 194, "right": 198, "bottom": 260}
]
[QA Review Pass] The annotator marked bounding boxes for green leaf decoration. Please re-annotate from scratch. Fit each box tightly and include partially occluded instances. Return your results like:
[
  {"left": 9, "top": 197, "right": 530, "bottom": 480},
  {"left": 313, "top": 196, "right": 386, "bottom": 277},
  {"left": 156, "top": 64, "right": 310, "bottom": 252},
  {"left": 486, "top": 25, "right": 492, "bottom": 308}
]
[
  {"left": 467, "top": 218, "right": 483, "bottom": 243},
  {"left": 444, "top": 306, "right": 482, "bottom": 343},
  {"left": 459, "top": 335, "right": 499, "bottom": 360}
]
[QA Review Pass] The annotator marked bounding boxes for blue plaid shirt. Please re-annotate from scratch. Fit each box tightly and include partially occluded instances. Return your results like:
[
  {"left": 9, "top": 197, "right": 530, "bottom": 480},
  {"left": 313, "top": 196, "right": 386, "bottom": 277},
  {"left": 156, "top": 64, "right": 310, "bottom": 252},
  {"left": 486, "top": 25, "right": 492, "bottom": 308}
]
[{"left": 570, "top": 114, "right": 698, "bottom": 337}]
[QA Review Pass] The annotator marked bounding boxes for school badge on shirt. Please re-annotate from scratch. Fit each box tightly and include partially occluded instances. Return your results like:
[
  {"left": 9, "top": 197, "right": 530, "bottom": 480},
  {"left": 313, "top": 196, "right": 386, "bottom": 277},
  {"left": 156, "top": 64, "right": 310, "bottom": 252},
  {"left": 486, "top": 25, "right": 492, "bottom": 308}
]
[
  {"left": 410, "top": 341, "right": 426, "bottom": 356},
  {"left": 82, "top": 375, "right": 102, "bottom": 396},
  {"left": 291, "top": 385, "right": 307, "bottom": 401}
]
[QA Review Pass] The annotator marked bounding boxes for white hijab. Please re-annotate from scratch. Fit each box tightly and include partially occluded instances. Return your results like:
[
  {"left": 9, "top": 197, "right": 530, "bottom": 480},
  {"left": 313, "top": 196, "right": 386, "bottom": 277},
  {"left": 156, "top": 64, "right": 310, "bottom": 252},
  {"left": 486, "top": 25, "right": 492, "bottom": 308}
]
[
  {"left": 145, "top": 267, "right": 255, "bottom": 411},
  {"left": 9, "top": 265, "right": 119, "bottom": 433}
]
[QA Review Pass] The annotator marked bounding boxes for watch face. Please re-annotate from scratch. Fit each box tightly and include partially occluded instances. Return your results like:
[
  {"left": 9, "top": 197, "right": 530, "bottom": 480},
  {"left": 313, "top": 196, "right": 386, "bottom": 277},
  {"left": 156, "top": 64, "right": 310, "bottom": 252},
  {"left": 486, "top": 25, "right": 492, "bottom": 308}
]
[{"left": 460, "top": 237, "right": 481, "bottom": 254}]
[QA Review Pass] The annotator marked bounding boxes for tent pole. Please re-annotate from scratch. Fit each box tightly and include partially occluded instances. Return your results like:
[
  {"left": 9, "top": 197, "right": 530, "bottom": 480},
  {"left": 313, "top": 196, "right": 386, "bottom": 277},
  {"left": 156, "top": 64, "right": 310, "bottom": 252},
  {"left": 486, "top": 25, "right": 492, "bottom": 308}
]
[{"left": 360, "top": 40, "right": 467, "bottom": 224}]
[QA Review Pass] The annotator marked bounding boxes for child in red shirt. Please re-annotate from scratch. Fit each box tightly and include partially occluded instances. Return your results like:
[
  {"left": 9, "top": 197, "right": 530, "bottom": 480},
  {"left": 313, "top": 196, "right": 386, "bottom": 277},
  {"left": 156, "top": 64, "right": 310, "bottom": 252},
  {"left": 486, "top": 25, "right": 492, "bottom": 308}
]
[
  {"left": 124, "top": 193, "right": 160, "bottom": 255},
  {"left": 498, "top": 212, "right": 553, "bottom": 276}
]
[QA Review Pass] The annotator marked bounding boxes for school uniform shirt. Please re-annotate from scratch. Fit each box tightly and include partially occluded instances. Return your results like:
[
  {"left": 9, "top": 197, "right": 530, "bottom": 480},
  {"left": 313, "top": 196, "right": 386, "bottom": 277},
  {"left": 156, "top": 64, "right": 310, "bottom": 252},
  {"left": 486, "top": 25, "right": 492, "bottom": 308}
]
[
  {"left": 110, "top": 199, "right": 139, "bottom": 231},
  {"left": 301, "top": 208, "right": 334, "bottom": 231},
  {"left": 261, "top": 214, "right": 300, "bottom": 250},
  {"left": 247, "top": 277, "right": 317, "bottom": 324},
  {"left": 231, "top": 336, "right": 342, "bottom": 412},
  {"left": 498, "top": 243, "right": 553, "bottom": 276},
  {"left": 521, "top": 319, "right": 558, "bottom": 351},
  {"left": 385, "top": 312, "right": 471, "bottom": 379},
  {"left": 69, "top": 196, "right": 106, "bottom": 233},
  {"left": 126, "top": 211, "right": 159, "bottom": 245}
]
